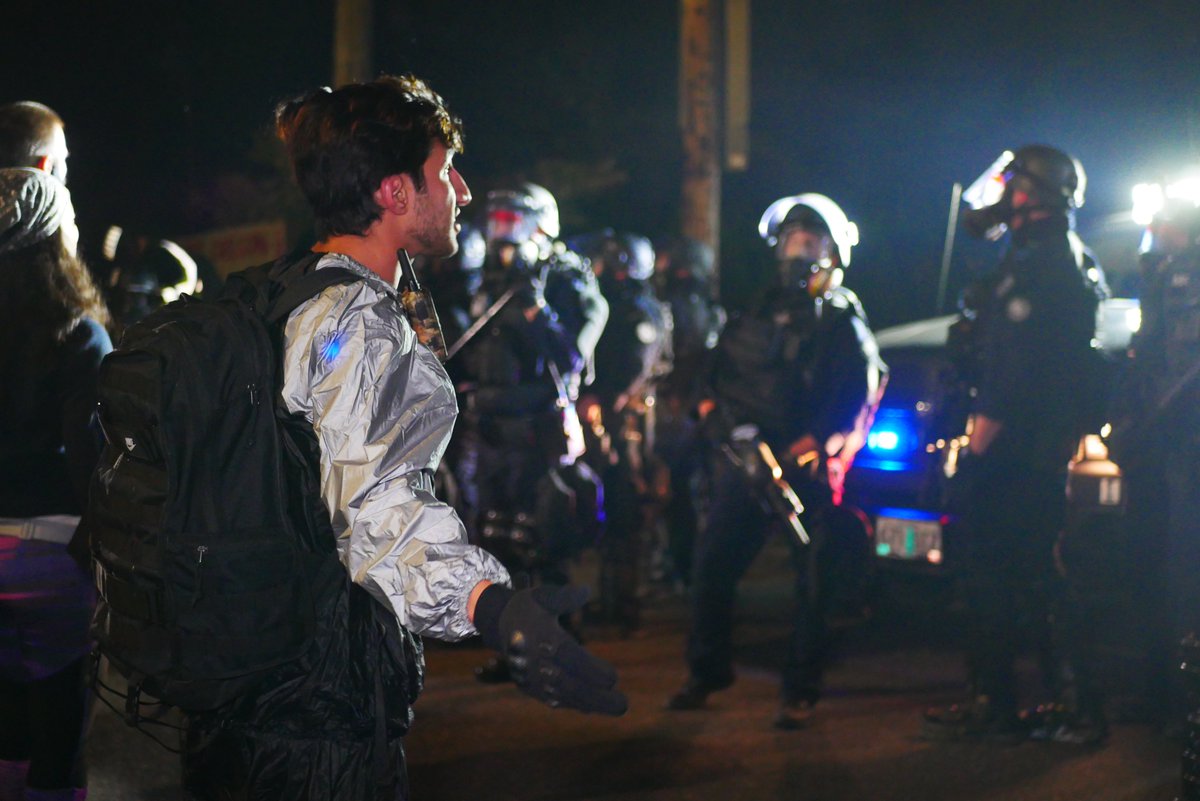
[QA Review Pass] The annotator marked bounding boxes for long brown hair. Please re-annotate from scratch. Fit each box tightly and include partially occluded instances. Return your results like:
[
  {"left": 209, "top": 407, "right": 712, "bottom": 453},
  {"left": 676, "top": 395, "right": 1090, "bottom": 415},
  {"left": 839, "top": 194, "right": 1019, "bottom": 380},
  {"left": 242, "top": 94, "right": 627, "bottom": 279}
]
[{"left": 0, "top": 231, "right": 111, "bottom": 367}]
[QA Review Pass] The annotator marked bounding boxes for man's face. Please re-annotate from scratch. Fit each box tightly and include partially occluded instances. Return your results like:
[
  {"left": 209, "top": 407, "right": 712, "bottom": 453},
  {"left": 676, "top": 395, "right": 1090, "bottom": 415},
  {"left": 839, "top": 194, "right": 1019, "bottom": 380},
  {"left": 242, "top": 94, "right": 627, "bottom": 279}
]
[
  {"left": 409, "top": 140, "right": 471, "bottom": 258},
  {"left": 779, "top": 226, "right": 834, "bottom": 265}
]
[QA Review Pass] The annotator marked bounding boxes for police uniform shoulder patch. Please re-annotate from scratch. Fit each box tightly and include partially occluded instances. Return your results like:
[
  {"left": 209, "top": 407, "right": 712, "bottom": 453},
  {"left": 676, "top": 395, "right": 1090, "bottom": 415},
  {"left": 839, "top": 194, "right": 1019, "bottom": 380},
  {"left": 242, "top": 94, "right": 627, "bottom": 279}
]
[{"left": 1006, "top": 295, "right": 1032, "bottom": 323}]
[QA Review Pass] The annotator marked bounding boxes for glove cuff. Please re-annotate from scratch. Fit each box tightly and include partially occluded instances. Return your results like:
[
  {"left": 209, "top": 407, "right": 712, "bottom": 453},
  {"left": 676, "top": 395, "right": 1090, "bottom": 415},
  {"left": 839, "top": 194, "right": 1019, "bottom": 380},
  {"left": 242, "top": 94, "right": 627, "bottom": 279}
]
[{"left": 474, "top": 584, "right": 515, "bottom": 651}]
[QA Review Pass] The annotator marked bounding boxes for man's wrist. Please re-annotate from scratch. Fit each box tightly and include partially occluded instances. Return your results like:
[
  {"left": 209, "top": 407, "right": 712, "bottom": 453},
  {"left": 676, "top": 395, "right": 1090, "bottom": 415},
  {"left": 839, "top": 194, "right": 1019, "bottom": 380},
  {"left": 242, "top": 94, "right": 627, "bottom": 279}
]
[{"left": 472, "top": 583, "right": 515, "bottom": 651}]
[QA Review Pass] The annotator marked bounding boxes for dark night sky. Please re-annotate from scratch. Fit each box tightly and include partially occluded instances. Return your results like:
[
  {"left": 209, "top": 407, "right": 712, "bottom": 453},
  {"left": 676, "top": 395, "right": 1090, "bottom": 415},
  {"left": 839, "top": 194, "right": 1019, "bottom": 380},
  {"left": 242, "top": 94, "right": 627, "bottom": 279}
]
[{"left": 5, "top": 0, "right": 1199, "bottom": 327}]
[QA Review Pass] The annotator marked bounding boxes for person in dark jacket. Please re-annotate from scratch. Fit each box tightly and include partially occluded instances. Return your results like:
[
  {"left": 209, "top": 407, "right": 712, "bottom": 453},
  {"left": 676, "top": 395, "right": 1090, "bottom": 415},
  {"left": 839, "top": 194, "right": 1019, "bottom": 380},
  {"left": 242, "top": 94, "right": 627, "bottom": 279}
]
[
  {"left": 665, "top": 193, "right": 885, "bottom": 729},
  {"left": 0, "top": 166, "right": 112, "bottom": 801},
  {"left": 922, "top": 145, "right": 1108, "bottom": 744}
]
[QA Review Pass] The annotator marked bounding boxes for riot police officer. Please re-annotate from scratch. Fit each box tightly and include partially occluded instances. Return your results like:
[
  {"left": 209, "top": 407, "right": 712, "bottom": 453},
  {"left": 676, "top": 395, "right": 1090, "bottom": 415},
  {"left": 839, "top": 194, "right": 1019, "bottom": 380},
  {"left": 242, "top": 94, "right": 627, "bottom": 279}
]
[
  {"left": 574, "top": 230, "right": 673, "bottom": 630},
  {"left": 651, "top": 238, "right": 725, "bottom": 587},
  {"left": 459, "top": 184, "right": 608, "bottom": 679},
  {"left": 665, "top": 194, "right": 884, "bottom": 729},
  {"left": 923, "top": 145, "right": 1108, "bottom": 743}
]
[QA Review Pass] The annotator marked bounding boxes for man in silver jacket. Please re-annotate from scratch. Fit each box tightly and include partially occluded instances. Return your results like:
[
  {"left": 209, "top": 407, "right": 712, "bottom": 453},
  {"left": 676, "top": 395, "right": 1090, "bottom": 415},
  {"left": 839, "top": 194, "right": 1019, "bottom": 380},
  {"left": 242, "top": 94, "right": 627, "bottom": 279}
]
[{"left": 183, "top": 75, "right": 625, "bottom": 801}]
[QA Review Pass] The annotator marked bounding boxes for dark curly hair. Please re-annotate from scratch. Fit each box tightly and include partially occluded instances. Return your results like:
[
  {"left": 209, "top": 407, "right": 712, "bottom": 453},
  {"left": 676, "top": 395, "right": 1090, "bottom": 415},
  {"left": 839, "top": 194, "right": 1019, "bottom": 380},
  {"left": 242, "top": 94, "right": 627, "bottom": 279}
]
[
  {"left": 0, "top": 234, "right": 111, "bottom": 367},
  {"left": 276, "top": 74, "right": 465, "bottom": 239}
]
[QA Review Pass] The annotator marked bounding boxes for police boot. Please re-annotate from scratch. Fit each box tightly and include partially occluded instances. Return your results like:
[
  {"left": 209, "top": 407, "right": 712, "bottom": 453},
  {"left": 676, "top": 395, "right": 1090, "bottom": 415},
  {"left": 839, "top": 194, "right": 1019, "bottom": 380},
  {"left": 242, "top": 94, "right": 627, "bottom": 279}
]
[
  {"left": 665, "top": 674, "right": 734, "bottom": 711},
  {"left": 921, "top": 695, "right": 1026, "bottom": 745}
]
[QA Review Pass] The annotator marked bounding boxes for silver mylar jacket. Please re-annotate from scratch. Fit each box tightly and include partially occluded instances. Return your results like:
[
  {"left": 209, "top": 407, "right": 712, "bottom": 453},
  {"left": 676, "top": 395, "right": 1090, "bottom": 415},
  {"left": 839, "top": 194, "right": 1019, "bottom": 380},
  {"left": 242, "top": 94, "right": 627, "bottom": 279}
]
[{"left": 281, "top": 253, "right": 510, "bottom": 641}]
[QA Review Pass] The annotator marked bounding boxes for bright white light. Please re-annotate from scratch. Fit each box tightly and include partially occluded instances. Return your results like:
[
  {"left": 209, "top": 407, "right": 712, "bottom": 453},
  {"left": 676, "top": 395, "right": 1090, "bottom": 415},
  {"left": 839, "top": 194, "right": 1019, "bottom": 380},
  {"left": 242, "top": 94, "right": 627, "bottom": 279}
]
[
  {"left": 1166, "top": 172, "right": 1200, "bottom": 206},
  {"left": 927, "top": 549, "right": 944, "bottom": 565},
  {"left": 1126, "top": 306, "right": 1142, "bottom": 334},
  {"left": 1132, "top": 183, "right": 1165, "bottom": 226},
  {"left": 868, "top": 430, "right": 900, "bottom": 451}
]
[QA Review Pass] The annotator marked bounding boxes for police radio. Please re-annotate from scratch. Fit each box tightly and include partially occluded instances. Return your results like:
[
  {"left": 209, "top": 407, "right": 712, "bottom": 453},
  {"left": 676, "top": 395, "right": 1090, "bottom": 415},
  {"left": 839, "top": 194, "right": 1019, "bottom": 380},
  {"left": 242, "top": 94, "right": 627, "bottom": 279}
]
[{"left": 397, "top": 249, "right": 448, "bottom": 361}]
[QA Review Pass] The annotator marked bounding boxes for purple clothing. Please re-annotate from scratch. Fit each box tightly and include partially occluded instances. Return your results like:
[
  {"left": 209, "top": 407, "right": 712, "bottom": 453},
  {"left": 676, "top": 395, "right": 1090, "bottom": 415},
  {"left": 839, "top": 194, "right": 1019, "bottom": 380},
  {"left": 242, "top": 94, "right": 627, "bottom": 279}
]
[{"left": 0, "top": 537, "right": 94, "bottom": 682}]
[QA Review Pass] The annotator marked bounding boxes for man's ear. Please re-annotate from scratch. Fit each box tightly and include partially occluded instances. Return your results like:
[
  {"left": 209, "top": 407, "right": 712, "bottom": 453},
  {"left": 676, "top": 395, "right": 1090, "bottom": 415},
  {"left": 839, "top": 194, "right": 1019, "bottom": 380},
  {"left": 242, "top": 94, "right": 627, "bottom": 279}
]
[
  {"left": 33, "top": 155, "right": 52, "bottom": 173},
  {"left": 375, "top": 174, "right": 411, "bottom": 215}
]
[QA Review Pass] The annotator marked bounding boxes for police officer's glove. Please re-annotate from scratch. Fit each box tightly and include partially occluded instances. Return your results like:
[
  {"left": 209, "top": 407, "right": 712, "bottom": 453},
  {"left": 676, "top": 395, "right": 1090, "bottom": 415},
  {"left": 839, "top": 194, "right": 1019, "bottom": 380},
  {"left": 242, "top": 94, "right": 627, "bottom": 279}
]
[{"left": 474, "top": 584, "right": 628, "bottom": 716}]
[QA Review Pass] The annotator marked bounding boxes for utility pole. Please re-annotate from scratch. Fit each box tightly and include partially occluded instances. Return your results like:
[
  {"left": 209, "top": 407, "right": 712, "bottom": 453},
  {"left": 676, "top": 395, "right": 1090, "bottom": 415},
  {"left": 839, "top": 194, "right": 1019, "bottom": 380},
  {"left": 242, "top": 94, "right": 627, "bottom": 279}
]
[
  {"left": 680, "top": 0, "right": 721, "bottom": 291},
  {"left": 333, "top": 0, "right": 373, "bottom": 86},
  {"left": 724, "top": 0, "right": 750, "bottom": 173},
  {"left": 680, "top": 0, "right": 750, "bottom": 298}
]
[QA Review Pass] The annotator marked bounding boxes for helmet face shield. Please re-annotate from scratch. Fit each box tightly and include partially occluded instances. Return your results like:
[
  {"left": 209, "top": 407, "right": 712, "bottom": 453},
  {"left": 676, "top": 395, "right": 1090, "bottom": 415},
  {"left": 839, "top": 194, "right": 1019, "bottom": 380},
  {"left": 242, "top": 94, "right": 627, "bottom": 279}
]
[
  {"left": 758, "top": 193, "right": 858, "bottom": 267},
  {"left": 962, "top": 150, "right": 1017, "bottom": 240},
  {"left": 484, "top": 183, "right": 560, "bottom": 267},
  {"left": 570, "top": 230, "right": 655, "bottom": 283},
  {"left": 963, "top": 150, "right": 1016, "bottom": 212},
  {"left": 485, "top": 206, "right": 538, "bottom": 247}
]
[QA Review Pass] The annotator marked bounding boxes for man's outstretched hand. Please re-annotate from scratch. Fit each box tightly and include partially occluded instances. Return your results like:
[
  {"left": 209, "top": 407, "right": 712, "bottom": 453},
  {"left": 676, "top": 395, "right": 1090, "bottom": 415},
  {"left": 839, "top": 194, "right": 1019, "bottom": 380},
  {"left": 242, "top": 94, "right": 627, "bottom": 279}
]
[{"left": 473, "top": 584, "right": 628, "bottom": 716}]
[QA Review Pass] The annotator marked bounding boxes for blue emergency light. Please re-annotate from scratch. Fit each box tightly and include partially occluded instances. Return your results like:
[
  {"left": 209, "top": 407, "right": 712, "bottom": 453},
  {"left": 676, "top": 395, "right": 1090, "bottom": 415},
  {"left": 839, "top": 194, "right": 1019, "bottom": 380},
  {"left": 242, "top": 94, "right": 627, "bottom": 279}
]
[{"left": 858, "top": 407, "right": 922, "bottom": 472}]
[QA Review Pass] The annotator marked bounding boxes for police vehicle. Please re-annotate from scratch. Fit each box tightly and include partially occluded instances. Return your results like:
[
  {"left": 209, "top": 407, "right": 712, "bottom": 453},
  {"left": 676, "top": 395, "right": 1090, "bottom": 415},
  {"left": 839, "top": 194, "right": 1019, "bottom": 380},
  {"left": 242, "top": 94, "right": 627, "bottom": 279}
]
[{"left": 843, "top": 297, "right": 1140, "bottom": 576}]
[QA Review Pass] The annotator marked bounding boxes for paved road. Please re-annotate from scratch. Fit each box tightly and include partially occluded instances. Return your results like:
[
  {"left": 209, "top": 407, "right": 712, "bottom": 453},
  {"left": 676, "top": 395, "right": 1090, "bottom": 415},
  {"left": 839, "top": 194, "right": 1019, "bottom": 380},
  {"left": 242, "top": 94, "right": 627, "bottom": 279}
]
[{"left": 86, "top": 543, "right": 1182, "bottom": 800}]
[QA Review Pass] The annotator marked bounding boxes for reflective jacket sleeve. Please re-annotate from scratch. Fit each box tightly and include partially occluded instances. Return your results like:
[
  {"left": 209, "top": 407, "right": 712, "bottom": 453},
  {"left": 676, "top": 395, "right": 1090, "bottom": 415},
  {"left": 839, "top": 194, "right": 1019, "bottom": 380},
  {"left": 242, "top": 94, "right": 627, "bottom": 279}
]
[{"left": 282, "top": 274, "right": 510, "bottom": 642}]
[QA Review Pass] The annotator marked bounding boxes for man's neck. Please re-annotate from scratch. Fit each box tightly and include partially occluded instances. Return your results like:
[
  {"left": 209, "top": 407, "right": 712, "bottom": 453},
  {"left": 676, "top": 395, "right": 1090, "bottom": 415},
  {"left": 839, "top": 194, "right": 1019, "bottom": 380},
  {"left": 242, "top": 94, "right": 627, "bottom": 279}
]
[{"left": 313, "top": 234, "right": 400, "bottom": 285}]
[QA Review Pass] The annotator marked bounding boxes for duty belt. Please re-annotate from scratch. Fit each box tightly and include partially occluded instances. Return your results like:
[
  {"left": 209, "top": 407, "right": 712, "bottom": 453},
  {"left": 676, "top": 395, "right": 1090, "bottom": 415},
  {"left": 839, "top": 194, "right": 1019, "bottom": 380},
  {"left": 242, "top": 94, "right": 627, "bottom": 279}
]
[{"left": 0, "top": 515, "right": 80, "bottom": 545}]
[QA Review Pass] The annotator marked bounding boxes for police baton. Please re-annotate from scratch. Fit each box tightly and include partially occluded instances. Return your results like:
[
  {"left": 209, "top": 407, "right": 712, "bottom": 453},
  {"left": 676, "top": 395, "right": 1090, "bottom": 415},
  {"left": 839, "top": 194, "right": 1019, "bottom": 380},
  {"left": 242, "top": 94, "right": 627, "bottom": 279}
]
[{"left": 443, "top": 286, "right": 518, "bottom": 361}]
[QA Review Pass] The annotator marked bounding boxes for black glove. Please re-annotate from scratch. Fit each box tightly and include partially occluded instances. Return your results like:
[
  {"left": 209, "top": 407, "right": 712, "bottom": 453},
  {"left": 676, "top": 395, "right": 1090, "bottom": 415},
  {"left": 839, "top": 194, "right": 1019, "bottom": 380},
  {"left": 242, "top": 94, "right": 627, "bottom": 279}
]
[{"left": 474, "top": 584, "right": 628, "bottom": 716}]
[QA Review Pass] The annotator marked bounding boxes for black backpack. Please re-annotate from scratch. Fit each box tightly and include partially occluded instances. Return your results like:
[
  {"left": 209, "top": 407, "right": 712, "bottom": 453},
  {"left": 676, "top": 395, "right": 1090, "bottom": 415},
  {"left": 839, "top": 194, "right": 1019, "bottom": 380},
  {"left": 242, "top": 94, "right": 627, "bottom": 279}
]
[{"left": 87, "top": 252, "right": 359, "bottom": 712}]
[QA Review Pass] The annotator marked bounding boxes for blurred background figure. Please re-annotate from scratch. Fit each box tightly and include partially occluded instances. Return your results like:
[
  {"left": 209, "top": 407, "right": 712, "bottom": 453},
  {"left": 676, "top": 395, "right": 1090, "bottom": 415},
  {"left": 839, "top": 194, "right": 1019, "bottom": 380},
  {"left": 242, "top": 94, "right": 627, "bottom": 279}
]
[
  {"left": 100, "top": 227, "right": 201, "bottom": 330},
  {"left": 0, "top": 167, "right": 111, "bottom": 801},
  {"left": 1108, "top": 192, "right": 1200, "bottom": 737},
  {"left": 572, "top": 229, "right": 673, "bottom": 632},
  {"left": 414, "top": 222, "right": 488, "bottom": 527},
  {"left": 459, "top": 183, "right": 608, "bottom": 681},
  {"left": 651, "top": 237, "right": 724, "bottom": 589},
  {"left": 666, "top": 193, "right": 885, "bottom": 730}
]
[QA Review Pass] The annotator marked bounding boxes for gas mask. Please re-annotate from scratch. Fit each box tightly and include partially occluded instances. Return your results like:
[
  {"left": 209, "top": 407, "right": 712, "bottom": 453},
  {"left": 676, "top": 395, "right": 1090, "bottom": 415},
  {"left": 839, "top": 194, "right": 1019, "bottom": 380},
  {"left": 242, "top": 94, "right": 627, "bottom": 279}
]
[
  {"left": 962, "top": 197, "right": 1014, "bottom": 241},
  {"left": 775, "top": 224, "right": 841, "bottom": 298}
]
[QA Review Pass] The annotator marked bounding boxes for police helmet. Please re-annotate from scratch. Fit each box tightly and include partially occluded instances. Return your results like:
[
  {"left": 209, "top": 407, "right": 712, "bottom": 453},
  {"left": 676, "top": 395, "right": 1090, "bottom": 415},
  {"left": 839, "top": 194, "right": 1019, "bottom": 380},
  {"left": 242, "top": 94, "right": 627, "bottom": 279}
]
[
  {"left": 573, "top": 229, "right": 655, "bottom": 283},
  {"left": 657, "top": 236, "right": 716, "bottom": 284},
  {"left": 485, "top": 182, "right": 560, "bottom": 245},
  {"left": 758, "top": 193, "right": 858, "bottom": 268},
  {"left": 1008, "top": 145, "right": 1086, "bottom": 209},
  {"left": 125, "top": 239, "right": 198, "bottom": 304}
]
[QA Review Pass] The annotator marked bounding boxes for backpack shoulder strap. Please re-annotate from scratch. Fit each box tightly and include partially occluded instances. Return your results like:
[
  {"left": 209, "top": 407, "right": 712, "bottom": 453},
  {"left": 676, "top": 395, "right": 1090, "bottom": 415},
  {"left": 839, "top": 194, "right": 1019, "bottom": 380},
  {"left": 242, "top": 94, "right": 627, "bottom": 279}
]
[
  {"left": 265, "top": 262, "right": 360, "bottom": 325},
  {"left": 223, "top": 249, "right": 362, "bottom": 325}
]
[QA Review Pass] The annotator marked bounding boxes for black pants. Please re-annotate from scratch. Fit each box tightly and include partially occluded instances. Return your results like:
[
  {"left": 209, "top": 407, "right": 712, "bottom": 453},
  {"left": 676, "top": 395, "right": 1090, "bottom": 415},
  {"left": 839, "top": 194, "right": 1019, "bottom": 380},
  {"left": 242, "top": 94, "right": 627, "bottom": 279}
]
[
  {"left": 0, "top": 657, "right": 89, "bottom": 790},
  {"left": 685, "top": 459, "right": 831, "bottom": 705},
  {"left": 958, "top": 457, "right": 1067, "bottom": 713},
  {"left": 655, "top": 411, "right": 705, "bottom": 587}
]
